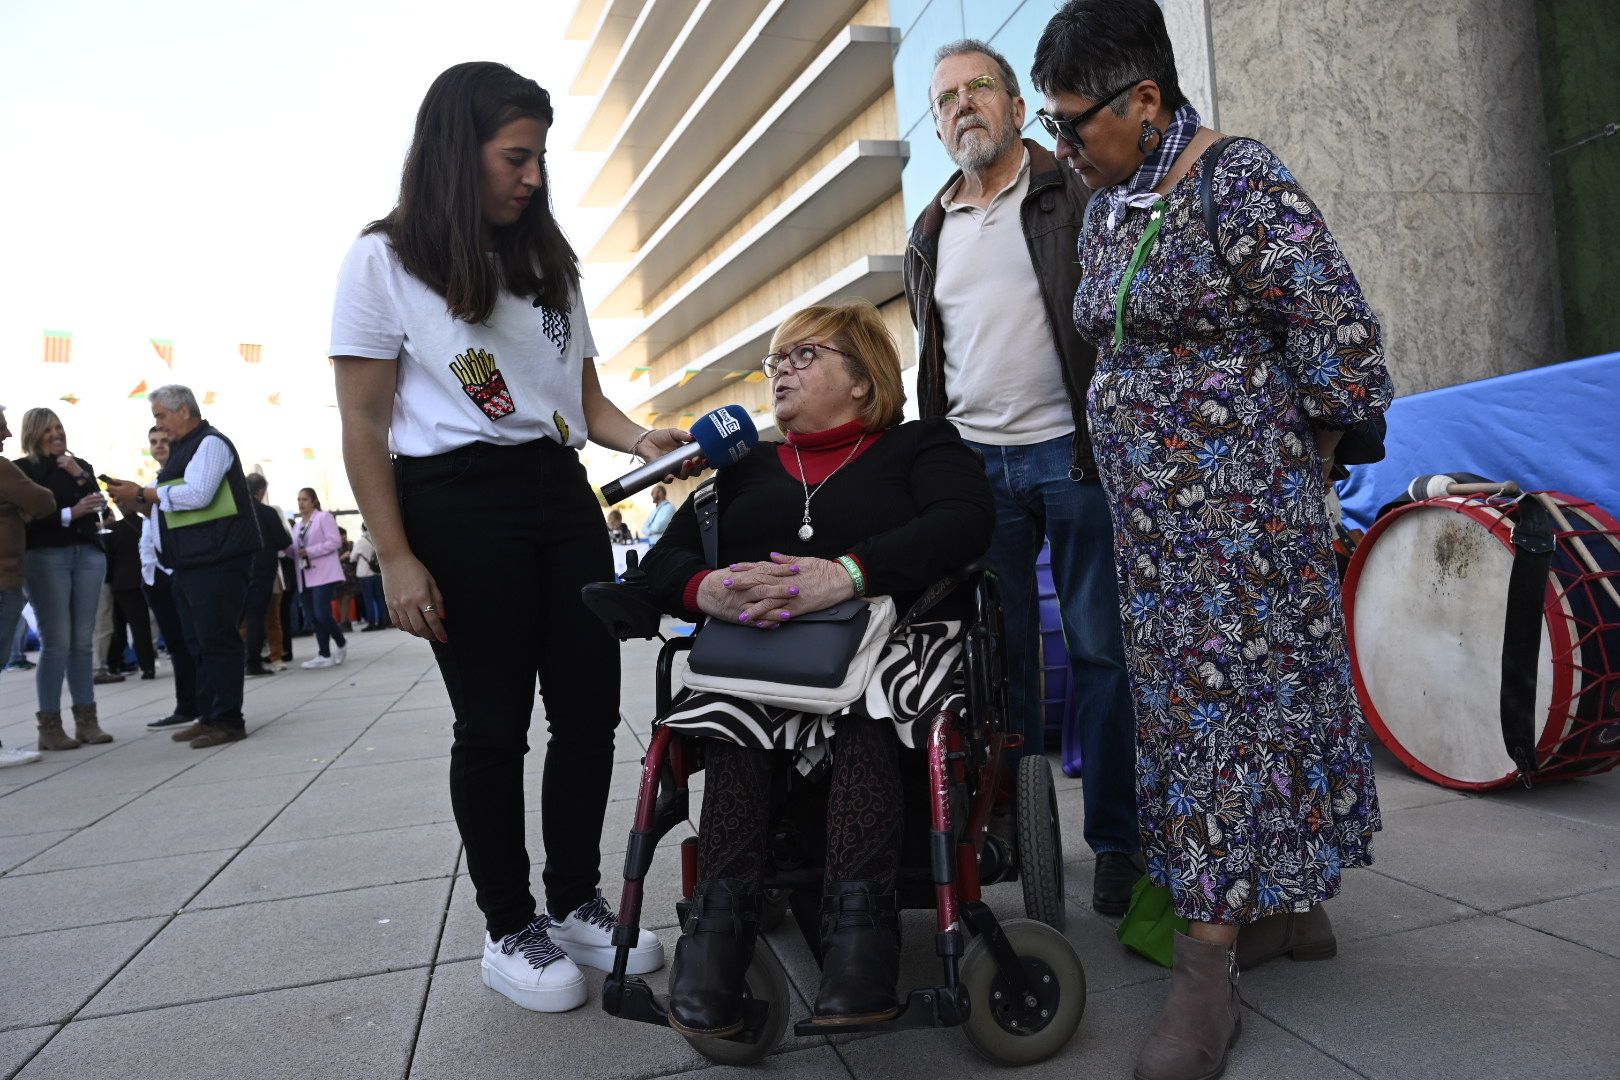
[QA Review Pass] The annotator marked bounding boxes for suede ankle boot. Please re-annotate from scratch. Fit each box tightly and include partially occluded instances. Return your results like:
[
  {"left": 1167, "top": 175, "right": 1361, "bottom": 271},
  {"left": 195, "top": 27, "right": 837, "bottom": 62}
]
[
  {"left": 71, "top": 704, "right": 113, "bottom": 745},
  {"left": 1236, "top": 905, "right": 1335, "bottom": 971},
  {"left": 668, "top": 878, "right": 759, "bottom": 1038},
  {"left": 1134, "top": 931, "right": 1242, "bottom": 1080},
  {"left": 36, "top": 711, "right": 80, "bottom": 751},
  {"left": 812, "top": 880, "right": 900, "bottom": 1025}
]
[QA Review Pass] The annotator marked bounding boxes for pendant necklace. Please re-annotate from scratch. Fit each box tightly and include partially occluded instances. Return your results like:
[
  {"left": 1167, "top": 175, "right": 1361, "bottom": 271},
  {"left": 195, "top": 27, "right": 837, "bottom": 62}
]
[{"left": 792, "top": 435, "right": 865, "bottom": 542}]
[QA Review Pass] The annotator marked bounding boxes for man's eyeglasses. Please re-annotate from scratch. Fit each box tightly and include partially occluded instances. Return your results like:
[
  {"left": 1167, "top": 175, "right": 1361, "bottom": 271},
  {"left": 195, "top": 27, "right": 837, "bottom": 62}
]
[
  {"left": 933, "top": 74, "right": 1002, "bottom": 118},
  {"left": 762, "top": 342, "right": 852, "bottom": 379},
  {"left": 1035, "top": 81, "right": 1137, "bottom": 150}
]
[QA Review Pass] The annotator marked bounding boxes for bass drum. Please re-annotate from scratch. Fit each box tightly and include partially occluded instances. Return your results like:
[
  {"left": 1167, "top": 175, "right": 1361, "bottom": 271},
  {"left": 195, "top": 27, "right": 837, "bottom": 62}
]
[{"left": 1345, "top": 492, "right": 1620, "bottom": 790}]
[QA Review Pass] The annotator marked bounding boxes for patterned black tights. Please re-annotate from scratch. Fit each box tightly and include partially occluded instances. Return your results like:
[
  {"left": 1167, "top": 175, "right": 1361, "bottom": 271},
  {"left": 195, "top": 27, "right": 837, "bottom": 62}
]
[{"left": 696, "top": 719, "right": 904, "bottom": 893}]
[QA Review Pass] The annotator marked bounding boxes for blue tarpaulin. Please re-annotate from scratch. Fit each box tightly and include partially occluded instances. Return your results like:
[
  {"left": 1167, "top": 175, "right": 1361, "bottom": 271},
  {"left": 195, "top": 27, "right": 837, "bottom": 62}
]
[{"left": 1338, "top": 351, "right": 1620, "bottom": 530}]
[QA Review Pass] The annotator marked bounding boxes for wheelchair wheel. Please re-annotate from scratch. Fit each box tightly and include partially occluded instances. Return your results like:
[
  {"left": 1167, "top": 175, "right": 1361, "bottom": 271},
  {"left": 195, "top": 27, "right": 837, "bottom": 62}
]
[
  {"left": 960, "top": 918, "right": 1085, "bottom": 1065},
  {"left": 684, "top": 944, "right": 790, "bottom": 1066},
  {"left": 1016, "top": 754, "right": 1066, "bottom": 930},
  {"left": 758, "top": 887, "right": 790, "bottom": 933}
]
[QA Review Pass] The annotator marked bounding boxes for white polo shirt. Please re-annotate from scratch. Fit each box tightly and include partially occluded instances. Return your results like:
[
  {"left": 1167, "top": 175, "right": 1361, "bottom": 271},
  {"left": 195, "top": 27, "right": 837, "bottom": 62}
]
[
  {"left": 934, "top": 150, "right": 1075, "bottom": 447},
  {"left": 330, "top": 231, "right": 597, "bottom": 457}
]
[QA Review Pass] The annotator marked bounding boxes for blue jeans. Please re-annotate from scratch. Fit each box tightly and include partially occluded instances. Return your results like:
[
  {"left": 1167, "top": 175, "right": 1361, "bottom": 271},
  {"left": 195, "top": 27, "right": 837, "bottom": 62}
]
[
  {"left": 966, "top": 434, "right": 1139, "bottom": 857},
  {"left": 299, "top": 582, "right": 347, "bottom": 656},
  {"left": 360, "top": 575, "right": 386, "bottom": 626},
  {"left": 7, "top": 595, "right": 26, "bottom": 662},
  {"left": 23, "top": 544, "right": 107, "bottom": 713}
]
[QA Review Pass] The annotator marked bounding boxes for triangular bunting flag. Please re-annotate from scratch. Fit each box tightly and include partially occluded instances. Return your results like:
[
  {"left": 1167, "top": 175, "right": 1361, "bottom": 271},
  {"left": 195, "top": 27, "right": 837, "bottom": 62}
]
[
  {"left": 128, "top": 380, "right": 148, "bottom": 399},
  {"left": 58, "top": 393, "right": 79, "bottom": 405},
  {"left": 267, "top": 393, "right": 281, "bottom": 406},
  {"left": 743, "top": 371, "right": 766, "bottom": 383},
  {"left": 678, "top": 370, "right": 699, "bottom": 387},
  {"left": 722, "top": 370, "right": 747, "bottom": 382},
  {"left": 150, "top": 339, "right": 174, "bottom": 367},
  {"left": 239, "top": 344, "right": 263, "bottom": 364},
  {"left": 629, "top": 366, "right": 650, "bottom": 382}
]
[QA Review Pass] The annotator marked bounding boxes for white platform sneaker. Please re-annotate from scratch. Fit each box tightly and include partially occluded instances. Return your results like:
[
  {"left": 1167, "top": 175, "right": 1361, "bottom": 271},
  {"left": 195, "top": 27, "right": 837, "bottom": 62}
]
[
  {"left": 481, "top": 916, "right": 586, "bottom": 1013},
  {"left": 332, "top": 645, "right": 346, "bottom": 666},
  {"left": 300, "top": 655, "right": 336, "bottom": 670},
  {"left": 0, "top": 746, "right": 43, "bottom": 768},
  {"left": 548, "top": 888, "right": 666, "bottom": 975}
]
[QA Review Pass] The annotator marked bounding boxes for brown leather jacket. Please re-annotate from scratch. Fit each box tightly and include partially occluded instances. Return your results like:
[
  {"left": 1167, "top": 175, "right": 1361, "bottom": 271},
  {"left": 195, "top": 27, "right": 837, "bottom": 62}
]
[
  {"left": 903, "top": 139, "right": 1100, "bottom": 478},
  {"left": 0, "top": 457, "right": 56, "bottom": 590}
]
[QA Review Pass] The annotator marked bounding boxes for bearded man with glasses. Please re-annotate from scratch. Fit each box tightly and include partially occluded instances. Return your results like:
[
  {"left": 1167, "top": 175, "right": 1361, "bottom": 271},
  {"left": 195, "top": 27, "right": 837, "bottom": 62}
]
[{"left": 903, "top": 38, "right": 1143, "bottom": 919}]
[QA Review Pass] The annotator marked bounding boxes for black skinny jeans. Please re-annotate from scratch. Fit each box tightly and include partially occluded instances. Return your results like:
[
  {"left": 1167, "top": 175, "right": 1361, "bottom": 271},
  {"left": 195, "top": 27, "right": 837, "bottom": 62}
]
[
  {"left": 144, "top": 571, "right": 198, "bottom": 719},
  {"left": 398, "top": 438, "right": 620, "bottom": 940},
  {"left": 242, "top": 552, "right": 278, "bottom": 667}
]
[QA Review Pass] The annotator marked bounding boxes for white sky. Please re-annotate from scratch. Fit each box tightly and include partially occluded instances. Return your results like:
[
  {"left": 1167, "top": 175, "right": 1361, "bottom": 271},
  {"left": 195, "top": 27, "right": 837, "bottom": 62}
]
[{"left": 0, "top": 0, "right": 623, "bottom": 504}]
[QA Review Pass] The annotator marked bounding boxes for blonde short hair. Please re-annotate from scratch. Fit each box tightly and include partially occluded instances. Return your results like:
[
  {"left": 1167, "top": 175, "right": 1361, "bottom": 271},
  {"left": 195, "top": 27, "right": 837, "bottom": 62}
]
[
  {"left": 769, "top": 299, "right": 906, "bottom": 432},
  {"left": 19, "top": 407, "right": 63, "bottom": 461}
]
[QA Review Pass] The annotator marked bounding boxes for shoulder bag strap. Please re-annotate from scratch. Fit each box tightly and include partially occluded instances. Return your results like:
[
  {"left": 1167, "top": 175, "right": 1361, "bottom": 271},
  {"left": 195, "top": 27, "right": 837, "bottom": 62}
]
[
  {"left": 1199, "top": 135, "right": 1246, "bottom": 273},
  {"left": 693, "top": 478, "right": 720, "bottom": 569}
]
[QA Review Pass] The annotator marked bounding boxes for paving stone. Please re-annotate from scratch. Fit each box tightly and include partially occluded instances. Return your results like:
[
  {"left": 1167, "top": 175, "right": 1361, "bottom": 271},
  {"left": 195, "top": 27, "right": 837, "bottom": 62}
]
[
  {"left": 1491, "top": 768, "right": 1620, "bottom": 832},
  {"left": 83, "top": 878, "right": 450, "bottom": 1016},
  {"left": 410, "top": 945, "right": 718, "bottom": 1080},
  {"left": 1245, "top": 916, "right": 1620, "bottom": 1079},
  {"left": 17, "top": 968, "right": 426, "bottom": 1080},
  {"left": 327, "top": 727, "right": 450, "bottom": 769},
  {"left": 658, "top": 1044, "right": 853, "bottom": 1079},
  {"left": 0, "top": 785, "right": 134, "bottom": 838},
  {"left": 0, "top": 1025, "right": 53, "bottom": 1077},
  {"left": 0, "top": 917, "right": 165, "bottom": 1028},
  {"left": 0, "top": 829, "right": 74, "bottom": 874},
  {"left": 1330, "top": 868, "right": 1479, "bottom": 943},
  {"left": 256, "top": 756, "right": 455, "bottom": 843},
  {"left": 1503, "top": 884, "right": 1620, "bottom": 960},
  {"left": 0, "top": 850, "right": 232, "bottom": 938},
  {"left": 1370, "top": 797, "right": 1620, "bottom": 911},
  {"left": 192, "top": 821, "right": 461, "bottom": 909},
  {"left": 834, "top": 977, "right": 1358, "bottom": 1078}
]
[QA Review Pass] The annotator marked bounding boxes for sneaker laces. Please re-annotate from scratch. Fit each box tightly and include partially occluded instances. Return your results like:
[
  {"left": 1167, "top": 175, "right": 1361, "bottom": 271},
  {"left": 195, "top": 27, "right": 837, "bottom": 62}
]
[
  {"left": 499, "top": 916, "right": 565, "bottom": 969},
  {"left": 570, "top": 889, "right": 618, "bottom": 932}
]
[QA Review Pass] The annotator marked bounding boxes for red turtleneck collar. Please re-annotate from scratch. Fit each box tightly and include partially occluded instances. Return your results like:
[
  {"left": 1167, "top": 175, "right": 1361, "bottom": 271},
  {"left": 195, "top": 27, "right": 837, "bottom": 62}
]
[{"left": 777, "top": 419, "right": 884, "bottom": 483}]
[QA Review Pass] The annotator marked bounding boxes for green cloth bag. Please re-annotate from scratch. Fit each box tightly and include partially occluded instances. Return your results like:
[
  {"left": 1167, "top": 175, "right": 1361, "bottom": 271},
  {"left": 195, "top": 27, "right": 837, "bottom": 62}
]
[{"left": 1115, "top": 874, "right": 1189, "bottom": 969}]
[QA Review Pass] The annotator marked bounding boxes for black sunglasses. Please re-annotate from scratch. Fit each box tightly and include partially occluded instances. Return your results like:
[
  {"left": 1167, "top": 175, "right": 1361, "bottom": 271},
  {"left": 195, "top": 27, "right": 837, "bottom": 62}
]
[{"left": 1035, "top": 81, "right": 1138, "bottom": 150}]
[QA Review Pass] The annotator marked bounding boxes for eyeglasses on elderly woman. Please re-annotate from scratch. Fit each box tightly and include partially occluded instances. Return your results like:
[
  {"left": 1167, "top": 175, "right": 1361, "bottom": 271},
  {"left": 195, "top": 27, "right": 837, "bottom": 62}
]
[
  {"left": 1035, "top": 81, "right": 1137, "bottom": 149},
  {"left": 761, "top": 342, "right": 855, "bottom": 379}
]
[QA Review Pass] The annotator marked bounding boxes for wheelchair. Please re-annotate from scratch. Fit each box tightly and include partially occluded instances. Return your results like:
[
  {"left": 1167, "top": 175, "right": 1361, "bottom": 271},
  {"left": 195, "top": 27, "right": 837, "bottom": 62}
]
[{"left": 581, "top": 559, "right": 1084, "bottom": 1066}]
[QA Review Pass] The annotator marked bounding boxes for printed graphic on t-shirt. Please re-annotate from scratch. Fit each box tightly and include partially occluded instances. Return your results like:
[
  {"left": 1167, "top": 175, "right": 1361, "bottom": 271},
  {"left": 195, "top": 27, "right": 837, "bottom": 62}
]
[
  {"left": 449, "top": 347, "right": 515, "bottom": 421},
  {"left": 553, "top": 411, "right": 570, "bottom": 443},
  {"left": 540, "top": 306, "right": 571, "bottom": 354}
]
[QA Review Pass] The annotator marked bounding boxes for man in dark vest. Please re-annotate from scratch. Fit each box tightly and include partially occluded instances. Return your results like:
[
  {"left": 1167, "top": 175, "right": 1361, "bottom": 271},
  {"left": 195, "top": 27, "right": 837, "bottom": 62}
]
[{"left": 107, "top": 385, "right": 261, "bottom": 747}]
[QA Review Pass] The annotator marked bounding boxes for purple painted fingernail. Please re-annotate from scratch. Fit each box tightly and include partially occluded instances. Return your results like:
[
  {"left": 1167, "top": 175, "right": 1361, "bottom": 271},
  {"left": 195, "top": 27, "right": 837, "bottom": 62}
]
[
  {"left": 790, "top": 565, "right": 800, "bottom": 573},
  {"left": 780, "top": 611, "right": 791, "bottom": 620},
  {"left": 729, "top": 563, "right": 738, "bottom": 571},
  {"left": 788, "top": 585, "right": 799, "bottom": 596},
  {"left": 722, "top": 578, "right": 733, "bottom": 587},
  {"left": 738, "top": 612, "right": 750, "bottom": 622},
  {"left": 770, "top": 552, "right": 782, "bottom": 559}
]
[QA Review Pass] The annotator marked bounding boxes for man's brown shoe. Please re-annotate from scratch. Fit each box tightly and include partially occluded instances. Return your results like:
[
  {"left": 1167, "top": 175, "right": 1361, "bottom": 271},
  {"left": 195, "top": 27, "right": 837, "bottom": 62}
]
[
  {"left": 171, "top": 723, "right": 209, "bottom": 742},
  {"left": 190, "top": 726, "right": 247, "bottom": 749}
]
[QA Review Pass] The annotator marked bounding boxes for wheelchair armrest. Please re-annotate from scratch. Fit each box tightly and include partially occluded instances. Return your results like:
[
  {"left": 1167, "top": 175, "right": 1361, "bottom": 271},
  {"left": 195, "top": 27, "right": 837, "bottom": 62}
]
[{"left": 580, "top": 580, "right": 665, "bottom": 641}]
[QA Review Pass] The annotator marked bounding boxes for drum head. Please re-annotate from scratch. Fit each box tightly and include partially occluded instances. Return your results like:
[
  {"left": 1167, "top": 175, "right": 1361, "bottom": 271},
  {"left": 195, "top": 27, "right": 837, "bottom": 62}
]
[{"left": 1348, "top": 501, "right": 1553, "bottom": 788}]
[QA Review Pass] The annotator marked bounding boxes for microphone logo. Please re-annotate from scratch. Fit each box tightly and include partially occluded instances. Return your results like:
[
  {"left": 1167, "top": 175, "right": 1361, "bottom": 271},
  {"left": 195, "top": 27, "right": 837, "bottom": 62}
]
[{"left": 712, "top": 409, "right": 742, "bottom": 438}]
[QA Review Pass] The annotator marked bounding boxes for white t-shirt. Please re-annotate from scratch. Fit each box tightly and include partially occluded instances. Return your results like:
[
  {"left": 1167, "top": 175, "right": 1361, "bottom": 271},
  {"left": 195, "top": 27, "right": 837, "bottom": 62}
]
[
  {"left": 935, "top": 150, "right": 1075, "bottom": 447},
  {"left": 329, "top": 231, "right": 598, "bottom": 457}
]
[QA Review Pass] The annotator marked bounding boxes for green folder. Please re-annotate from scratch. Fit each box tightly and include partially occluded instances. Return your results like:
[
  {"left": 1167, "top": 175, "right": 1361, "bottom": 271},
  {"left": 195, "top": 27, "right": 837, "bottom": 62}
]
[{"left": 158, "top": 477, "right": 239, "bottom": 529}]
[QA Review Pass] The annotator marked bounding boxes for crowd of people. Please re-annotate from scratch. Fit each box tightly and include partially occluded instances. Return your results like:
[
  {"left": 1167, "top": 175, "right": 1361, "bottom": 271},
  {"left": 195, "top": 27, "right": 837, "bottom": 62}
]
[
  {"left": 5, "top": 1, "right": 1394, "bottom": 1075},
  {"left": 0, "top": 388, "right": 396, "bottom": 764}
]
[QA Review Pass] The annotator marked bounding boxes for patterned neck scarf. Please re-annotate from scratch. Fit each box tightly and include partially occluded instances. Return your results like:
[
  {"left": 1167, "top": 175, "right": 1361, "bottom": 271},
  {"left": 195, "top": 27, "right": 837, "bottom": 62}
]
[{"left": 1104, "top": 102, "right": 1202, "bottom": 229}]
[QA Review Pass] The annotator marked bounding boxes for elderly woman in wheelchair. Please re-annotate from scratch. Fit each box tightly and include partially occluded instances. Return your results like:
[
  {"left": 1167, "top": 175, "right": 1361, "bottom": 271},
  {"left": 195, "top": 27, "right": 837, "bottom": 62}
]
[{"left": 587, "top": 300, "right": 1085, "bottom": 1065}]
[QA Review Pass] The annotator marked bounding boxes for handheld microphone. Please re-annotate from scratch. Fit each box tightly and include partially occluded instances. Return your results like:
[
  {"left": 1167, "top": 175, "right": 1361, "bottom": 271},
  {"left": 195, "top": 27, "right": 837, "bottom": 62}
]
[{"left": 600, "top": 405, "right": 758, "bottom": 504}]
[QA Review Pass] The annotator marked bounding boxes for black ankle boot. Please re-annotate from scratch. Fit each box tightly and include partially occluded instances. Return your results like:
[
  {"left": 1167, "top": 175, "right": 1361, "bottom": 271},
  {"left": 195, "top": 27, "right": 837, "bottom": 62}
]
[
  {"left": 668, "top": 878, "right": 759, "bottom": 1038},
  {"left": 812, "top": 880, "right": 900, "bottom": 1025}
]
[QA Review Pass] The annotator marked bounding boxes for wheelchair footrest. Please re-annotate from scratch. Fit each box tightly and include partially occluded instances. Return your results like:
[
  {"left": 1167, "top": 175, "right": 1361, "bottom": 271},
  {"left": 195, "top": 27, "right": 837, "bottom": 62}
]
[
  {"left": 791, "top": 985, "right": 970, "bottom": 1036},
  {"left": 602, "top": 976, "right": 773, "bottom": 1042}
]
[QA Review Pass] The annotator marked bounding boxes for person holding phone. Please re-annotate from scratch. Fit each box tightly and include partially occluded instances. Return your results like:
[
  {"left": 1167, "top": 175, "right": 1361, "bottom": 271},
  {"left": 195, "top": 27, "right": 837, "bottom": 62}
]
[
  {"left": 13, "top": 408, "right": 113, "bottom": 749},
  {"left": 328, "top": 61, "right": 696, "bottom": 1013}
]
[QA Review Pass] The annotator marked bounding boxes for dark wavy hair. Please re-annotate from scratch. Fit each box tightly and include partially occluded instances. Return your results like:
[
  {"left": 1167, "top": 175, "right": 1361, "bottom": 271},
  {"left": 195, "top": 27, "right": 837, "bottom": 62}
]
[
  {"left": 366, "top": 61, "right": 580, "bottom": 323},
  {"left": 1031, "top": 0, "right": 1187, "bottom": 114}
]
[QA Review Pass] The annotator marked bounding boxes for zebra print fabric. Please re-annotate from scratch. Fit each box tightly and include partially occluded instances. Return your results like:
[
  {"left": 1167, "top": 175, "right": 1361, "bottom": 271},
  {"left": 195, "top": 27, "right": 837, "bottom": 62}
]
[{"left": 659, "top": 620, "right": 966, "bottom": 753}]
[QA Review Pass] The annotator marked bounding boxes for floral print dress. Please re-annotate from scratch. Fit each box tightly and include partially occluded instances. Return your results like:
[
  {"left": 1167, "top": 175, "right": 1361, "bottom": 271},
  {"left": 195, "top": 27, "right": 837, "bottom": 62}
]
[{"left": 1074, "top": 139, "right": 1394, "bottom": 924}]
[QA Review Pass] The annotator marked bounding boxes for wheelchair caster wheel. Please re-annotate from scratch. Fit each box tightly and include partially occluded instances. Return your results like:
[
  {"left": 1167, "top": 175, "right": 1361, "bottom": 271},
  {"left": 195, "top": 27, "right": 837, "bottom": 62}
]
[
  {"left": 1016, "top": 754, "right": 1066, "bottom": 930},
  {"left": 960, "top": 918, "right": 1085, "bottom": 1065},
  {"left": 684, "top": 944, "right": 790, "bottom": 1066}
]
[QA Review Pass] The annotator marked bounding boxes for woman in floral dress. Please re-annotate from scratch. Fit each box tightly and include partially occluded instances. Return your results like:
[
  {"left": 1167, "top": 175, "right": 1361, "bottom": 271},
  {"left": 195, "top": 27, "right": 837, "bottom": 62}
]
[{"left": 1032, "top": 3, "right": 1394, "bottom": 1078}]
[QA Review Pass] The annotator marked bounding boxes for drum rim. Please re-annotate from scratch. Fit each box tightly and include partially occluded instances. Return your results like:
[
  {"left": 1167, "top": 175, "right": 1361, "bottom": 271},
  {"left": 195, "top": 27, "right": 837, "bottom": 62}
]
[{"left": 1344, "top": 492, "right": 1620, "bottom": 791}]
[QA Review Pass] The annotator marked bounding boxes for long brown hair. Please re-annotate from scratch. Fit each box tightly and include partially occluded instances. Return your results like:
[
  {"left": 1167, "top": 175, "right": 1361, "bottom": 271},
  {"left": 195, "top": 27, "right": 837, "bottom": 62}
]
[{"left": 366, "top": 61, "right": 580, "bottom": 324}]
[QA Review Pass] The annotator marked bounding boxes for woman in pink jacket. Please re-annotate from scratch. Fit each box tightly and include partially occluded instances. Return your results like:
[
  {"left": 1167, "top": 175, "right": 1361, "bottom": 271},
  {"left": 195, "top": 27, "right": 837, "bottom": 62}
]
[{"left": 288, "top": 488, "right": 347, "bottom": 668}]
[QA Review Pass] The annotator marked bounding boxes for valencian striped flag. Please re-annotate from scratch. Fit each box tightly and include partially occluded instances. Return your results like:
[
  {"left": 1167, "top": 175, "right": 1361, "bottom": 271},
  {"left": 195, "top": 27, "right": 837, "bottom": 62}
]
[
  {"left": 150, "top": 339, "right": 175, "bottom": 367},
  {"left": 239, "top": 343, "right": 263, "bottom": 364},
  {"left": 42, "top": 330, "right": 71, "bottom": 364},
  {"left": 128, "top": 380, "right": 148, "bottom": 399}
]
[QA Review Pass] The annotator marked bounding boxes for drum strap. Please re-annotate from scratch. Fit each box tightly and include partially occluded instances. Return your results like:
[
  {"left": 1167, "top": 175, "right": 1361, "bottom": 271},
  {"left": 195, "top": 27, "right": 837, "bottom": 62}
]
[{"left": 1501, "top": 495, "right": 1555, "bottom": 783}]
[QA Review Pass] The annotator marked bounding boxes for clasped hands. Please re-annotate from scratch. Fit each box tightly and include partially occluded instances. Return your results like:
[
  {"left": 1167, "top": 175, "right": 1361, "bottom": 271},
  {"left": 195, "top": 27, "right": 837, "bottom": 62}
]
[{"left": 695, "top": 553, "right": 856, "bottom": 630}]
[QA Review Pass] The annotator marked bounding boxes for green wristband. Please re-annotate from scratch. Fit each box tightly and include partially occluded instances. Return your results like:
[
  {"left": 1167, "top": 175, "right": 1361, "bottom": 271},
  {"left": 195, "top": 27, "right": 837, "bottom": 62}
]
[{"left": 836, "top": 555, "right": 865, "bottom": 597}]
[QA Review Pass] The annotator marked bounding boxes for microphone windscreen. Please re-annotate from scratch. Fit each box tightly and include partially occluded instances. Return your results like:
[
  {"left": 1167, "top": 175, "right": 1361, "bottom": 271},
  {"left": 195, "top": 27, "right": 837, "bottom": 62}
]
[{"left": 689, "top": 405, "right": 758, "bottom": 466}]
